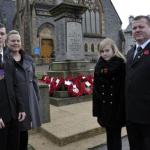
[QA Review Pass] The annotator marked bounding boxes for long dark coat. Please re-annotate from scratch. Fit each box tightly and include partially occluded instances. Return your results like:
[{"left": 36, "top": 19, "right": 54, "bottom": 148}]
[
  {"left": 126, "top": 42, "right": 150, "bottom": 124},
  {"left": 93, "top": 56, "right": 126, "bottom": 127},
  {"left": 0, "top": 51, "right": 24, "bottom": 123},
  {"left": 13, "top": 50, "right": 41, "bottom": 130}
]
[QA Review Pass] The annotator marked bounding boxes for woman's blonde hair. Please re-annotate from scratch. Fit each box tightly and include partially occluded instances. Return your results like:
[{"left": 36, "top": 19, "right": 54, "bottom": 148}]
[
  {"left": 99, "top": 38, "right": 126, "bottom": 62},
  {"left": 6, "top": 30, "right": 20, "bottom": 42}
]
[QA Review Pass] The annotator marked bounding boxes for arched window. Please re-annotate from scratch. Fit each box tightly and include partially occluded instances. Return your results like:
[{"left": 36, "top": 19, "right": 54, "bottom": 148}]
[
  {"left": 97, "top": 43, "right": 100, "bottom": 51},
  {"left": 85, "top": 10, "right": 91, "bottom": 33},
  {"left": 91, "top": 44, "right": 94, "bottom": 52},
  {"left": 84, "top": 43, "right": 88, "bottom": 52},
  {"left": 79, "top": 0, "right": 102, "bottom": 35}
]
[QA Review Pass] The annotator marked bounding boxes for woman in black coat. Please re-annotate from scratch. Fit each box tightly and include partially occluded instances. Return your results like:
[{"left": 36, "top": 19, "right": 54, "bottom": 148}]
[
  {"left": 93, "top": 38, "right": 126, "bottom": 150},
  {"left": 6, "top": 30, "right": 41, "bottom": 150}
]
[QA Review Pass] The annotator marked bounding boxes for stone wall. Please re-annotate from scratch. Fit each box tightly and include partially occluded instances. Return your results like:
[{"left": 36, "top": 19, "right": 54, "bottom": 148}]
[
  {"left": 101, "top": 0, "right": 122, "bottom": 48},
  {"left": 0, "top": 0, "right": 16, "bottom": 31}
]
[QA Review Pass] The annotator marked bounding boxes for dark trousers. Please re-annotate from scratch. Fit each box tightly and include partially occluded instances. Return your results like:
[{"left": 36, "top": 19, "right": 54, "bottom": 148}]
[
  {"left": 19, "top": 130, "right": 28, "bottom": 150},
  {"left": 105, "top": 127, "right": 122, "bottom": 150},
  {"left": 0, "top": 119, "right": 19, "bottom": 150},
  {"left": 127, "top": 122, "right": 150, "bottom": 150}
]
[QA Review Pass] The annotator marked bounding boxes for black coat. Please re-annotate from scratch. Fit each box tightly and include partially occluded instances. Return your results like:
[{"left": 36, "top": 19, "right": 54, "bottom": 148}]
[
  {"left": 126, "top": 42, "right": 150, "bottom": 124},
  {"left": 93, "top": 56, "right": 126, "bottom": 127},
  {"left": 13, "top": 50, "right": 41, "bottom": 130},
  {"left": 0, "top": 50, "right": 24, "bottom": 123}
]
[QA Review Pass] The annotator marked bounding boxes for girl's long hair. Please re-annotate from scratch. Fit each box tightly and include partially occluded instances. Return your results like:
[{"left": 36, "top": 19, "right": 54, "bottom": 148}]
[{"left": 99, "top": 38, "right": 126, "bottom": 62}]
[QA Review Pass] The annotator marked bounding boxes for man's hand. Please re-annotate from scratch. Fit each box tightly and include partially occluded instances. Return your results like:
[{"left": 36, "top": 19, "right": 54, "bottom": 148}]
[
  {"left": 0, "top": 118, "right": 5, "bottom": 128},
  {"left": 18, "top": 112, "right": 26, "bottom": 122}
]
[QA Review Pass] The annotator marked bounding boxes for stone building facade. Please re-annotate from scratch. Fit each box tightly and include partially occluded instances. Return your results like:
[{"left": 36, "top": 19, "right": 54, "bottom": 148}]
[
  {"left": 124, "top": 16, "right": 135, "bottom": 55},
  {"left": 13, "top": 0, "right": 124, "bottom": 61},
  {"left": 0, "top": 0, "right": 16, "bottom": 31}
]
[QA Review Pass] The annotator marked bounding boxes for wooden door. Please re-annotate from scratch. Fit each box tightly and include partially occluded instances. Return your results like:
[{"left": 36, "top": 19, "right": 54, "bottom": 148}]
[{"left": 41, "top": 39, "right": 53, "bottom": 63}]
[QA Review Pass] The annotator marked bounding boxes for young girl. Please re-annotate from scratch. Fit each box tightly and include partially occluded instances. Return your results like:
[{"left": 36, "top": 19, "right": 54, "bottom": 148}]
[{"left": 93, "top": 38, "right": 126, "bottom": 150}]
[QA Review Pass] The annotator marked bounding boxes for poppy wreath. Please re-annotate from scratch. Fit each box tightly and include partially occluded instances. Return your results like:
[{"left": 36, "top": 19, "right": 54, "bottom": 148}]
[
  {"left": 79, "top": 74, "right": 93, "bottom": 95},
  {"left": 54, "top": 77, "right": 64, "bottom": 91},
  {"left": 81, "top": 81, "right": 93, "bottom": 95},
  {"left": 64, "top": 75, "right": 74, "bottom": 89},
  {"left": 48, "top": 77, "right": 64, "bottom": 96},
  {"left": 48, "top": 77, "right": 56, "bottom": 96},
  {"left": 40, "top": 75, "right": 51, "bottom": 84},
  {"left": 68, "top": 83, "right": 82, "bottom": 97},
  {"left": 40, "top": 74, "right": 94, "bottom": 97},
  {"left": 63, "top": 75, "right": 81, "bottom": 96}
]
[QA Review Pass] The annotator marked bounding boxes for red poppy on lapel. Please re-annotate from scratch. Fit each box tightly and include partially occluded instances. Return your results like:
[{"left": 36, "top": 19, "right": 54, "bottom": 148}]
[
  {"left": 103, "top": 68, "right": 108, "bottom": 74},
  {"left": 143, "top": 50, "right": 150, "bottom": 55}
]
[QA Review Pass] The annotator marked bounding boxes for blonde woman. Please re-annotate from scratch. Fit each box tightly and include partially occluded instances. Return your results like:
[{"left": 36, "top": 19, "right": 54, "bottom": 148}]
[
  {"left": 93, "top": 38, "right": 126, "bottom": 150},
  {"left": 6, "top": 30, "right": 41, "bottom": 150}
]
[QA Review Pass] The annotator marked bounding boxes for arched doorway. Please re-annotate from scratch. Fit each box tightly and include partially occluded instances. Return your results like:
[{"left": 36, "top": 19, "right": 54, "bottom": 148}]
[{"left": 38, "top": 23, "right": 55, "bottom": 63}]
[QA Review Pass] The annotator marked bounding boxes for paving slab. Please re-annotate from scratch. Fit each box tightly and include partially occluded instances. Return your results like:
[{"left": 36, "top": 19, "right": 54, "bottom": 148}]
[
  {"left": 39, "top": 101, "right": 105, "bottom": 146},
  {"left": 89, "top": 136, "right": 129, "bottom": 150},
  {"left": 29, "top": 101, "right": 127, "bottom": 149}
]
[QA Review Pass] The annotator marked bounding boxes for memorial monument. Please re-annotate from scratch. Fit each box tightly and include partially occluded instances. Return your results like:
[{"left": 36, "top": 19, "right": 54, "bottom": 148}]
[{"left": 48, "top": 0, "right": 93, "bottom": 106}]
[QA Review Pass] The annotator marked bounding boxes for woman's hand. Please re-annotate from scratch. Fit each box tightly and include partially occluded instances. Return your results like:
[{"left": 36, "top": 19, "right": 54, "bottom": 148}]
[{"left": 18, "top": 112, "right": 26, "bottom": 122}]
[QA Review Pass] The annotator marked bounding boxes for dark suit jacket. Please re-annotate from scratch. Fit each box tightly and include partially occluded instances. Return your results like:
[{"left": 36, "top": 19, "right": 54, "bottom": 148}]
[
  {"left": 126, "top": 42, "right": 150, "bottom": 124},
  {"left": 0, "top": 50, "right": 24, "bottom": 123}
]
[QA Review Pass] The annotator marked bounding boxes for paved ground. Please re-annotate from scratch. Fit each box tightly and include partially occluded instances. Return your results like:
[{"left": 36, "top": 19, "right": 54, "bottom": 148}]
[
  {"left": 90, "top": 136, "right": 129, "bottom": 150},
  {"left": 30, "top": 64, "right": 128, "bottom": 150},
  {"left": 29, "top": 102, "right": 127, "bottom": 150}
]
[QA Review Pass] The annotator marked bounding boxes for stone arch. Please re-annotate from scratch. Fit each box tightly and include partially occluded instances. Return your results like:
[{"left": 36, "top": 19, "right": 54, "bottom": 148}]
[
  {"left": 37, "top": 23, "right": 55, "bottom": 62},
  {"left": 37, "top": 22, "right": 54, "bottom": 38}
]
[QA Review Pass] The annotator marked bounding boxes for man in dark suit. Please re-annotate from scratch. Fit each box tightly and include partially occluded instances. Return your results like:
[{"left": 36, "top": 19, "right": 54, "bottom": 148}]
[
  {"left": 126, "top": 15, "right": 150, "bottom": 150},
  {"left": 0, "top": 23, "right": 26, "bottom": 150}
]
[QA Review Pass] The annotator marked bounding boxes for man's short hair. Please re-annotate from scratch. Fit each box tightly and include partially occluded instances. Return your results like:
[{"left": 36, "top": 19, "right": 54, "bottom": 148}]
[{"left": 134, "top": 15, "right": 150, "bottom": 25}]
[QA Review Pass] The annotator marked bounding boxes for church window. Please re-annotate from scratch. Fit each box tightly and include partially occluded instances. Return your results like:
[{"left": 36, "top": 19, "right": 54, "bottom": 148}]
[
  {"left": 80, "top": 0, "right": 101, "bottom": 34},
  {"left": 84, "top": 43, "right": 88, "bottom": 52},
  {"left": 91, "top": 43, "right": 94, "bottom": 52},
  {"left": 97, "top": 43, "right": 100, "bottom": 51}
]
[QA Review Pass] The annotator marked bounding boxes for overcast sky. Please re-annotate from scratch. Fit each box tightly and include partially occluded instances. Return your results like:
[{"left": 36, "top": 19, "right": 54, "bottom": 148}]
[{"left": 111, "top": 0, "right": 150, "bottom": 29}]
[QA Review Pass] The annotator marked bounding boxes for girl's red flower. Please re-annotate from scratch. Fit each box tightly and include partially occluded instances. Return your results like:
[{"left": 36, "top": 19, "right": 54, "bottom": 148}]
[{"left": 143, "top": 50, "right": 150, "bottom": 55}]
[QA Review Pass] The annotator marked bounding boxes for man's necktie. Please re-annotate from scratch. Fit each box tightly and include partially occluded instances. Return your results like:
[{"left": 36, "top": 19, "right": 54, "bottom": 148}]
[{"left": 134, "top": 46, "right": 143, "bottom": 62}]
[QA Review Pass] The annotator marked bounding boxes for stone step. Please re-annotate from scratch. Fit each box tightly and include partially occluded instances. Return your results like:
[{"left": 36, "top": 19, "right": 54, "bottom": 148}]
[
  {"left": 50, "top": 95, "right": 92, "bottom": 106},
  {"left": 29, "top": 127, "right": 127, "bottom": 150},
  {"left": 39, "top": 124, "right": 105, "bottom": 146},
  {"left": 37, "top": 101, "right": 105, "bottom": 146}
]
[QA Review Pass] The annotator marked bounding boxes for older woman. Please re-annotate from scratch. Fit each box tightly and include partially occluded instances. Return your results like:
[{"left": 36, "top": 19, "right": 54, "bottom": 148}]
[{"left": 6, "top": 30, "right": 41, "bottom": 150}]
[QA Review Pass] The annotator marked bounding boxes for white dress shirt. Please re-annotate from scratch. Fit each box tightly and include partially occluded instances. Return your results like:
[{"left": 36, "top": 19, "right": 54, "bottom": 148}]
[{"left": 0, "top": 48, "right": 3, "bottom": 62}]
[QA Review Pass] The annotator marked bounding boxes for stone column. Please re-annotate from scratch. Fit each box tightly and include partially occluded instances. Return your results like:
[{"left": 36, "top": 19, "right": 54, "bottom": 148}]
[
  {"left": 38, "top": 83, "right": 50, "bottom": 123},
  {"left": 49, "top": 1, "right": 87, "bottom": 61}
]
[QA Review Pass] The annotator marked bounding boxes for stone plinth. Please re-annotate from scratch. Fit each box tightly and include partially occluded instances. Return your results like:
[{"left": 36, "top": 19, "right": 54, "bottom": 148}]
[
  {"left": 38, "top": 83, "right": 50, "bottom": 123},
  {"left": 50, "top": 60, "right": 90, "bottom": 71},
  {"left": 48, "top": 60, "right": 94, "bottom": 78},
  {"left": 49, "top": 95, "right": 92, "bottom": 106},
  {"left": 53, "top": 91, "right": 69, "bottom": 98}
]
